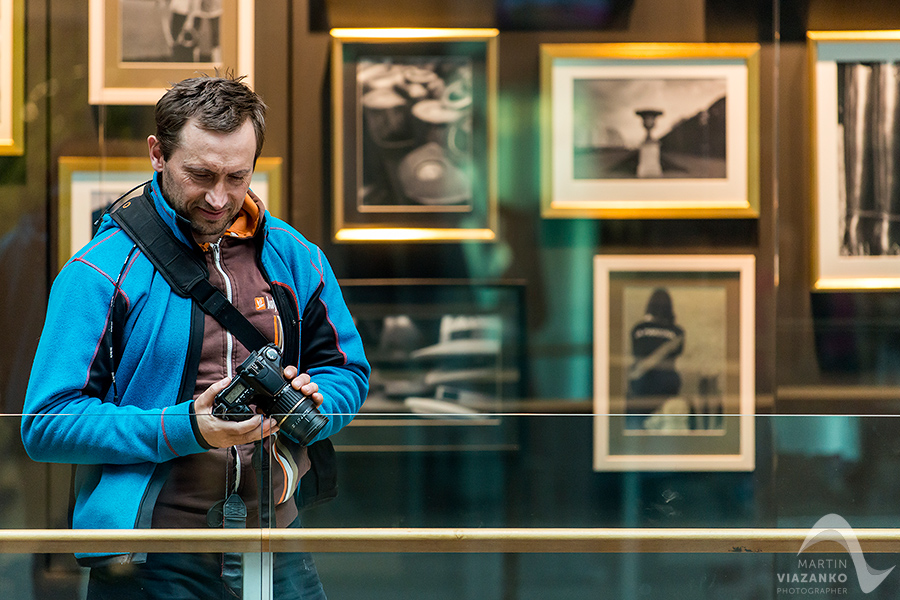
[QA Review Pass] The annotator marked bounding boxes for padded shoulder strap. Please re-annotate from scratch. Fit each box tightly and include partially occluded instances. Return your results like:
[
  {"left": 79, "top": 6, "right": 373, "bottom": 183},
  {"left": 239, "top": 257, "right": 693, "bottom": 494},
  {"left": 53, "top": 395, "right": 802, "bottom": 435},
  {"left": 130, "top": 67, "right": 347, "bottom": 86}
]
[
  {"left": 108, "top": 184, "right": 269, "bottom": 352},
  {"left": 108, "top": 184, "right": 205, "bottom": 296}
]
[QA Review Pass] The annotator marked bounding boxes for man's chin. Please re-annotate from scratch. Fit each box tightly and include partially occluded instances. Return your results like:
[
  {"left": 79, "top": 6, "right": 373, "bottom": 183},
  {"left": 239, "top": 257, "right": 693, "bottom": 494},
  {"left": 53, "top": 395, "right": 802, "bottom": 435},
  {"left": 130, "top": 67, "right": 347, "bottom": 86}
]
[{"left": 191, "top": 221, "right": 230, "bottom": 240}]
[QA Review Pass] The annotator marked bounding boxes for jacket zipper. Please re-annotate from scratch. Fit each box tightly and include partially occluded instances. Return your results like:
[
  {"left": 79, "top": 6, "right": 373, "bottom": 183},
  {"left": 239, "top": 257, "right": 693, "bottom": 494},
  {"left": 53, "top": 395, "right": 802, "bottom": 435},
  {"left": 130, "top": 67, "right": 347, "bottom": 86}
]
[
  {"left": 210, "top": 239, "right": 241, "bottom": 492},
  {"left": 209, "top": 240, "right": 235, "bottom": 380}
]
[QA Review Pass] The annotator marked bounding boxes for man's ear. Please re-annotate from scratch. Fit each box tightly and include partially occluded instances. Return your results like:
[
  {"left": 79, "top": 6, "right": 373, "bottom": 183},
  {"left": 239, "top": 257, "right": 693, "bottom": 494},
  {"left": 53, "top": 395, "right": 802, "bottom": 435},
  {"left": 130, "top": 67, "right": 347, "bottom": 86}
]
[{"left": 147, "top": 135, "right": 165, "bottom": 173}]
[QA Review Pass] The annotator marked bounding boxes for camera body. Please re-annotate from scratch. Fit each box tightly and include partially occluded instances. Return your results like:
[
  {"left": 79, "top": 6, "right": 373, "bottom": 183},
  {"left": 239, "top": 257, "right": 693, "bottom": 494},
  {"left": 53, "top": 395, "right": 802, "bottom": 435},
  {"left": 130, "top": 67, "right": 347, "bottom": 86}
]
[{"left": 212, "top": 344, "right": 328, "bottom": 446}]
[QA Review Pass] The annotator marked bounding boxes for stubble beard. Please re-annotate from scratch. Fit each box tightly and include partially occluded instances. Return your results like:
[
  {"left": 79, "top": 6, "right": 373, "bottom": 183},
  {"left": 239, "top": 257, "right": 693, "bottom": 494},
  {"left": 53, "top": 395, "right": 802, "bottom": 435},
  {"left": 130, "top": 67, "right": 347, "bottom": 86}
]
[{"left": 160, "top": 166, "right": 236, "bottom": 241}]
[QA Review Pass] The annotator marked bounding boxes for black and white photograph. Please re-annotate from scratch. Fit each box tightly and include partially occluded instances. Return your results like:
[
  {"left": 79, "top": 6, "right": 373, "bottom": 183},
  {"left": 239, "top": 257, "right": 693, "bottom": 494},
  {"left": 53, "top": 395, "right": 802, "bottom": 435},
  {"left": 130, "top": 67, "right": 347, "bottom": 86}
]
[
  {"left": 89, "top": 0, "right": 253, "bottom": 104},
  {"left": 356, "top": 56, "right": 475, "bottom": 210},
  {"left": 342, "top": 280, "right": 525, "bottom": 418},
  {"left": 121, "top": 0, "right": 223, "bottom": 63},
  {"left": 540, "top": 43, "right": 759, "bottom": 219},
  {"left": 837, "top": 62, "right": 900, "bottom": 257},
  {"left": 620, "top": 284, "right": 726, "bottom": 432},
  {"left": 810, "top": 32, "right": 900, "bottom": 289},
  {"left": 572, "top": 78, "right": 727, "bottom": 180},
  {"left": 331, "top": 29, "right": 499, "bottom": 242},
  {"left": 593, "top": 255, "right": 755, "bottom": 472}
]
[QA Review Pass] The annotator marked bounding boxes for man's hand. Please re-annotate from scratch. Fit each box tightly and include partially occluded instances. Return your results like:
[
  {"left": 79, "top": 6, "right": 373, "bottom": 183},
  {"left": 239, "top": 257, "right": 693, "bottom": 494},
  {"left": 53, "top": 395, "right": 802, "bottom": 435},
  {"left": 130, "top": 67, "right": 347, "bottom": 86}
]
[
  {"left": 282, "top": 365, "right": 324, "bottom": 407},
  {"left": 193, "top": 377, "right": 279, "bottom": 448},
  {"left": 193, "top": 369, "right": 323, "bottom": 449}
]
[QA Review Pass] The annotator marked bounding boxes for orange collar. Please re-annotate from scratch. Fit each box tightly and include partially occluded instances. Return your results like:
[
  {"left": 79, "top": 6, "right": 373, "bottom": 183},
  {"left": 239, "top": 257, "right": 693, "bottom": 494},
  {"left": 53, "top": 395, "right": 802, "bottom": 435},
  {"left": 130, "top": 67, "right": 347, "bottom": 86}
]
[
  {"left": 226, "top": 193, "right": 261, "bottom": 239},
  {"left": 198, "top": 192, "right": 263, "bottom": 250}
]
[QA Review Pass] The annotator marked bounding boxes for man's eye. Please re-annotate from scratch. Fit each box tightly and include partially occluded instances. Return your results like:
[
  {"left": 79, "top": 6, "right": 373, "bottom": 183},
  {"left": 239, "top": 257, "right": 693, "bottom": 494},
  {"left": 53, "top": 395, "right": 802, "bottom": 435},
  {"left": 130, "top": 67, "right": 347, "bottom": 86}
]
[{"left": 190, "top": 172, "right": 214, "bottom": 182}]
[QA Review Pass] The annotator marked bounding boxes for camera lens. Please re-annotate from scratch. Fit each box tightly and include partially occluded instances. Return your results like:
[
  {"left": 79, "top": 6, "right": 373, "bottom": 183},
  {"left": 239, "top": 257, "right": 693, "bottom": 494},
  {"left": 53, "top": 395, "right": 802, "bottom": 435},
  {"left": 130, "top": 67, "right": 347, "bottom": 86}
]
[{"left": 270, "top": 388, "right": 329, "bottom": 445}]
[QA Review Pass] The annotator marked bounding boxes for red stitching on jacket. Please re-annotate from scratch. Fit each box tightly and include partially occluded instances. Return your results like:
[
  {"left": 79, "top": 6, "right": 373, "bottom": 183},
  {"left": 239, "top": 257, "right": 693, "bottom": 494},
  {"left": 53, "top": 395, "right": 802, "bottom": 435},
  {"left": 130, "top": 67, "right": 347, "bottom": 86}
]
[
  {"left": 269, "top": 227, "right": 324, "bottom": 280},
  {"left": 160, "top": 407, "right": 181, "bottom": 457}
]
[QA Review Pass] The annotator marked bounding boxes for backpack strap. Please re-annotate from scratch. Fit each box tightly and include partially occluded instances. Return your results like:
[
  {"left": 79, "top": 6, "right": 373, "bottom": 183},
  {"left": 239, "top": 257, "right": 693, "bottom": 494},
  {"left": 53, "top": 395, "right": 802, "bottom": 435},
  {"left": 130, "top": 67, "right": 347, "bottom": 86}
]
[{"left": 108, "top": 184, "right": 268, "bottom": 352}]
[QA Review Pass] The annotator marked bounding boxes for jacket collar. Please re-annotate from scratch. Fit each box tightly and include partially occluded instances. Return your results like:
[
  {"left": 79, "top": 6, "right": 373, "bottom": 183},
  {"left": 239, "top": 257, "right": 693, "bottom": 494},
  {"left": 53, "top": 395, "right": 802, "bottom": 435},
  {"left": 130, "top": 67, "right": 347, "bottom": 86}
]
[
  {"left": 149, "top": 171, "right": 268, "bottom": 249},
  {"left": 149, "top": 172, "right": 195, "bottom": 248}
]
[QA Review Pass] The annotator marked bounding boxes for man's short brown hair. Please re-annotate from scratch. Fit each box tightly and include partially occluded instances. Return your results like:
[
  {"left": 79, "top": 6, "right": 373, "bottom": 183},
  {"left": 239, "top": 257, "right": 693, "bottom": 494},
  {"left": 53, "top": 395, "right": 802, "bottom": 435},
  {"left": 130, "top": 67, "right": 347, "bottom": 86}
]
[{"left": 155, "top": 74, "right": 267, "bottom": 162}]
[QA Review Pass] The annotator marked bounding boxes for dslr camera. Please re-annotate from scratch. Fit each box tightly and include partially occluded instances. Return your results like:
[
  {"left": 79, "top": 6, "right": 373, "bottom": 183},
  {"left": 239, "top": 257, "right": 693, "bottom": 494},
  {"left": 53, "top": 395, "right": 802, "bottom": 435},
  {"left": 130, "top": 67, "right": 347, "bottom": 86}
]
[{"left": 212, "top": 344, "right": 328, "bottom": 446}]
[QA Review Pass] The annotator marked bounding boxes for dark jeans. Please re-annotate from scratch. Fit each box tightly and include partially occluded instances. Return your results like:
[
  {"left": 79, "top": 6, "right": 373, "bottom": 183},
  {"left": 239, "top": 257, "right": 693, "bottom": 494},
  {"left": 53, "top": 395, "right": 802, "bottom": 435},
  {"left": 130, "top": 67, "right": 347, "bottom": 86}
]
[{"left": 86, "top": 549, "right": 326, "bottom": 600}]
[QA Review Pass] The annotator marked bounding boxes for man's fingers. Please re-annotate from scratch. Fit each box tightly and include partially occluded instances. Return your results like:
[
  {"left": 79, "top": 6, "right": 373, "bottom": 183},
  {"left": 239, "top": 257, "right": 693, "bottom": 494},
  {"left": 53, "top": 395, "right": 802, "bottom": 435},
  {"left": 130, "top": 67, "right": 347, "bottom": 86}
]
[
  {"left": 197, "top": 413, "right": 279, "bottom": 448},
  {"left": 230, "top": 416, "right": 279, "bottom": 443},
  {"left": 195, "top": 377, "right": 230, "bottom": 412},
  {"left": 234, "top": 415, "right": 278, "bottom": 435}
]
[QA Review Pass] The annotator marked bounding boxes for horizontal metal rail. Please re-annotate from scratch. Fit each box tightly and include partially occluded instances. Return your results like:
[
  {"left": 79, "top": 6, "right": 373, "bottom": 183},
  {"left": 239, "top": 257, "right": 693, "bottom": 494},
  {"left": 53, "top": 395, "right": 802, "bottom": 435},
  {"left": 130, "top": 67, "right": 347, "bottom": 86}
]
[{"left": 0, "top": 528, "right": 898, "bottom": 554}]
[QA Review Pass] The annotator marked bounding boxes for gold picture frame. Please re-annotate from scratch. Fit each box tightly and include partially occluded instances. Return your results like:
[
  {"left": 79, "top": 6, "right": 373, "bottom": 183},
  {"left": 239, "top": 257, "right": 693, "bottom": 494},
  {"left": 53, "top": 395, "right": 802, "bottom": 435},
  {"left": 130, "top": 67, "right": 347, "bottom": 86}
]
[
  {"left": 540, "top": 43, "right": 760, "bottom": 219},
  {"left": 808, "top": 30, "right": 900, "bottom": 290},
  {"left": 330, "top": 28, "right": 499, "bottom": 242},
  {"left": 58, "top": 156, "right": 282, "bottom": 269},
  {"left": 0, "top": 0, "right": 24, "bottom": 155},
  {"left": 88, "top": 0, "right": 254, "bottom": 105},
  {"left": 593, "top": 254, "right": 756, "bottom": 472}
]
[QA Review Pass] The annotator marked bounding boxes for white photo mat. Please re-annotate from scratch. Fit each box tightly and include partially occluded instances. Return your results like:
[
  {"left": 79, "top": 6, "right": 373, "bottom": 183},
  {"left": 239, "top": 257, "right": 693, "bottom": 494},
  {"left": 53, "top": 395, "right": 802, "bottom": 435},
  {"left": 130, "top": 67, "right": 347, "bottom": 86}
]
[
  {"left": 540, "top": 43, "right": 760, "bottom": 219},
  {"left": 810, "top": 33, "right": 900, "bottom": 289},
  {"left": 552, "top": 63, "right": 747, "bottom": 206},
  {"left": 0, "top": 0, "right": 23, "bottom": 154},
  {"left": 88, "top": 0, "right": 254, "bottom": 105}
]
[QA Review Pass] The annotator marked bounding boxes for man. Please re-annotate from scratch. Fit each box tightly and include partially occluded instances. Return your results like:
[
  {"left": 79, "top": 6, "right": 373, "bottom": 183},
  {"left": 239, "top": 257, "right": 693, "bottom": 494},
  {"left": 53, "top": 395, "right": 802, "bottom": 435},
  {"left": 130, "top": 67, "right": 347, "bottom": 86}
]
[{"left": 22, "top": 75, "right": 369, "bottom": 599}]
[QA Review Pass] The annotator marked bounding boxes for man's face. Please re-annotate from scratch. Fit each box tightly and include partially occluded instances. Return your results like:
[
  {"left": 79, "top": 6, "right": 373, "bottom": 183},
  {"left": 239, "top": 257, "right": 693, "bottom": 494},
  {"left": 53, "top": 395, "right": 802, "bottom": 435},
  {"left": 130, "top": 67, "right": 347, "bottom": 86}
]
[{"left": 148, "top": 118, "right": 257, "bottom": 244}]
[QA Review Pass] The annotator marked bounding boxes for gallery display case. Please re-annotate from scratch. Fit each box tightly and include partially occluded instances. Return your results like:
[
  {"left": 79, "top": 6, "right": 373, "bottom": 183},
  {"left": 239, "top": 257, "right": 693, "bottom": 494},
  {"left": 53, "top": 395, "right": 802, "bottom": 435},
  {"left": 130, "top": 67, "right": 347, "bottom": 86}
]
[{"left": 5, "top": 0, "right": 900, "bottom": 597}]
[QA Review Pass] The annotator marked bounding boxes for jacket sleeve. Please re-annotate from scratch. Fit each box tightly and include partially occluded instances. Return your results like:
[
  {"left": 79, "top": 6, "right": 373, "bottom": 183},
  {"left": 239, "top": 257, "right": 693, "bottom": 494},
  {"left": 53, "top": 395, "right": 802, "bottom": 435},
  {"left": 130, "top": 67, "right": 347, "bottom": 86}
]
[
  {"left": 296, "top": 247, "right": 369, "bottom": 443},
  {"left": 21, "top": 249, "right": 207, "bottom": 465}
]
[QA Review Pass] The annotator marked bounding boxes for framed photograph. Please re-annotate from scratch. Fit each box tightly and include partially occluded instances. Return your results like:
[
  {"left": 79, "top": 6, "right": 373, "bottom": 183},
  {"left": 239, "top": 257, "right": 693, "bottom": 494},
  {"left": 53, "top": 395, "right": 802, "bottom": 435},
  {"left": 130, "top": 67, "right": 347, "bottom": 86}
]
[
  {"left": 0, "top": 0, "right": 24, "bottom": 155},
  {"left": 57, "top": 156, "right": 282, "bottom": 268},
  {"left": 334, "top": 279, "right": 525, "bottom": 451},
  {"left": 330, "top": 28, "right": 499, "bottom": 242},
  {"left": 540, "top": 43, "right": 760, "bottom": 219},
  {"left": 342, "top": 278, "right": 525, "bottom": 414},
  {"left": 809, "top": 31, "right": 900, "bottom": 289},
  {"left": 88, "top": 0, "right": 254, "bottom": 105},
  {"left": 593, "top": 255, "right": 755, "bottom": 472}
]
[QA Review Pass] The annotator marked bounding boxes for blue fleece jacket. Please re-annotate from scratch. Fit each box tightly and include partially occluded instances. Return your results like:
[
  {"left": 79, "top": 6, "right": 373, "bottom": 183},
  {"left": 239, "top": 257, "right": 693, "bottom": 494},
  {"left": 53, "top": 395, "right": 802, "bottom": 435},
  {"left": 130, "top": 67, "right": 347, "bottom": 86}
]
[{"left": 22, "top": 173, "right": 369, "bottom": 562}]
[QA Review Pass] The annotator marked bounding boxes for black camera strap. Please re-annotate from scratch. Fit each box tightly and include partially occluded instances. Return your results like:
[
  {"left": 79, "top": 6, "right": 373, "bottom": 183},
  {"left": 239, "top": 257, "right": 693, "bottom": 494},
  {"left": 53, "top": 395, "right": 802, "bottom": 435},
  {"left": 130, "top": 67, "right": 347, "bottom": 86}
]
[{"left": 108, "top": 184, "right": 269, "bottom": 352}]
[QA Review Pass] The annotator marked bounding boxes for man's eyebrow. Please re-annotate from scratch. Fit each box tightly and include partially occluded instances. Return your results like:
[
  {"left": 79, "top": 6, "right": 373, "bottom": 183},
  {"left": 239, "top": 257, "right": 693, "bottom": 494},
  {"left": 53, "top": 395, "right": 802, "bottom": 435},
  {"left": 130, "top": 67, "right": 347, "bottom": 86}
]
[
  {"left": 184, "top": 165, "right": 252, "bottom": 177},
  {"left": 184, "top": 165, "right": 216, "bottom": 175}
]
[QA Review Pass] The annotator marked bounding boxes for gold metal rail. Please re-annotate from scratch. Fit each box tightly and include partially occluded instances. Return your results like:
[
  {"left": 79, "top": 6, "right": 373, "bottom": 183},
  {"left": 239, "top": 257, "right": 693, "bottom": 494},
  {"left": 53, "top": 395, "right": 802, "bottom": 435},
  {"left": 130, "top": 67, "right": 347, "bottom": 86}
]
[{"left": 0, "top": 528, "right": 898, "bottom": 554}]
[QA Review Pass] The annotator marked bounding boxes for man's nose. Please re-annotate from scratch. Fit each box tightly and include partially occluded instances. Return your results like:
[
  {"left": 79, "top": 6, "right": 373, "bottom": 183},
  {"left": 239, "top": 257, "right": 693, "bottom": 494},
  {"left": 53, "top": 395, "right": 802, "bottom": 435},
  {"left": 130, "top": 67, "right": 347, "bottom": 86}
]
[{"left": 206, "top": 180, "right": 228, "bottom": 209}]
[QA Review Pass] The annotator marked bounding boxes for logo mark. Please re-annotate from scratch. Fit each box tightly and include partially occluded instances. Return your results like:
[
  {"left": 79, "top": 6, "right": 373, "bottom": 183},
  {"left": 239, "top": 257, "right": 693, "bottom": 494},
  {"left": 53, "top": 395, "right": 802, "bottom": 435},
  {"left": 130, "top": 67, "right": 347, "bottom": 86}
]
[
  {"left": 254, "top": 296, "right": 275, "bottom": 311},
  {"left": 798, "top": 514, "right": 894, "bottom": 594}
]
